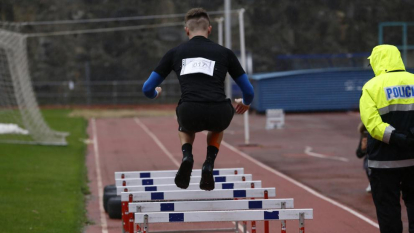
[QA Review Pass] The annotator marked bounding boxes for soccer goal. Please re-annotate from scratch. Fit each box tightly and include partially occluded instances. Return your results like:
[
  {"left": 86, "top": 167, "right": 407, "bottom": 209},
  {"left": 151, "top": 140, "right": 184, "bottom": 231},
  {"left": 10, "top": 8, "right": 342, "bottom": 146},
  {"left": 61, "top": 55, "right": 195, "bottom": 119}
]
[{"left": 0, "top": 29, "right": 68, "bottom": 145}]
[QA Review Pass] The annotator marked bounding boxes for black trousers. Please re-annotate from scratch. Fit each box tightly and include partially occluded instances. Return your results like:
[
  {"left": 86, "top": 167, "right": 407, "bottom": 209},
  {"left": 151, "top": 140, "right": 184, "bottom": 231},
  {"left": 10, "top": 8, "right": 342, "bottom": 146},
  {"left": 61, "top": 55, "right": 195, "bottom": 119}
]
[
  {"left": 176, "top": 99, "right": 234, "bottom": 133},
  {"left": 370, "top": 166, "right": 414, "bottom": 233}
]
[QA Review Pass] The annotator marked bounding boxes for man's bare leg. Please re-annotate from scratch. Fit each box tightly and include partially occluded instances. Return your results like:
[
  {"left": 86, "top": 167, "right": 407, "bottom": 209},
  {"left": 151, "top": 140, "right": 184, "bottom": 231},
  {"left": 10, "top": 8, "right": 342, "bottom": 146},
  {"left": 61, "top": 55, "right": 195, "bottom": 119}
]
[
  {"left": 179, "top": 131, "right": 195, "bottom": 145},
  {"left": 200, "top": 131, "right": 224, "bottom": 191},
  {"left": 175, "top": 131, "right": 196, "bottom": 189},
  {"left": 206, "top": 131, "right": 223, "bottom": 148}
]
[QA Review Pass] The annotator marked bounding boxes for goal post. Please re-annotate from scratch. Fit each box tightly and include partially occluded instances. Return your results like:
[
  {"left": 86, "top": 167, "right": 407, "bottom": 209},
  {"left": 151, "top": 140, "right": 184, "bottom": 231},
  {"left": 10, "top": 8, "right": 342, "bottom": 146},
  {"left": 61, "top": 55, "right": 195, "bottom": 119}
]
[{"left": 0, "top": 29, "right": 68, "bottom": 145}]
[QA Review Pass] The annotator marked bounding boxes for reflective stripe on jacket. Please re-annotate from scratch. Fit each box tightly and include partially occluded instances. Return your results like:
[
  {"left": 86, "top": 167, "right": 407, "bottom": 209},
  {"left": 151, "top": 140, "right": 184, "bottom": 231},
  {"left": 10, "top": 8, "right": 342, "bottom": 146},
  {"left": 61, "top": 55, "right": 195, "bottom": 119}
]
[{"left": 360, "top": 45, "right": 414, "bottom": 168}]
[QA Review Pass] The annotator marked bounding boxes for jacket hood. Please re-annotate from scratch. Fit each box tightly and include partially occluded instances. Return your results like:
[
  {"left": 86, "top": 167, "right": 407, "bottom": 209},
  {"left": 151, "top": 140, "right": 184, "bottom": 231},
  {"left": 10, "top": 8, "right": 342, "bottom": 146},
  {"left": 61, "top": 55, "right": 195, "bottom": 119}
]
[{"left": 368, "top": 45, "right": 405, "bottom": 76}]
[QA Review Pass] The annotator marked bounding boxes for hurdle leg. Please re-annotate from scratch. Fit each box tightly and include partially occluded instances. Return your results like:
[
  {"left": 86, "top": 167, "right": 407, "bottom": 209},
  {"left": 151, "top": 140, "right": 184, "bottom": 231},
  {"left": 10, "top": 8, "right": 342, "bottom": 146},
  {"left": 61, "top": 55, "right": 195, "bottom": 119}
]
[
  {"left": 135, "top": 207, "right": 142, "bottom": 233},
  {"left": 299, "top": 212, "right": 305, "bottom": 233},
  {"left": 136, "top": 223, "right": 141, "bottom": 233},
  {"left": 251, "top": 220, "right": 256, "bottom": 233},
  {"left": 264, "top": 190, "right": 269, "bottom": 233},
  {"left": 143, "top": 214, "right": 149, "bottom": 233},
  {"left": 234, "top": 197, "right": 239, "bottom": 233},
  {"left": 129, "top": 212, "right": 134, "bottom": 233},
  {"left": 281, "top": 202, "right": 286, "bottom": 233},
  {"left": 125, "top": 194, "right": 133, "bottom": 233},
  {"left": 242, "top": 183, "right": 247, "bottom": 233},
  {"left": 250, "top": 182, "right": 256, "bottom": 233},
  {"left": 136, "top": 206, "right": 142, "bottom": 233},
  {"left": 242, "top": 221, "right": 247, "bottom": 233},
  {"left": 122, "top": 201, "right": 129, "bottom": 233}
]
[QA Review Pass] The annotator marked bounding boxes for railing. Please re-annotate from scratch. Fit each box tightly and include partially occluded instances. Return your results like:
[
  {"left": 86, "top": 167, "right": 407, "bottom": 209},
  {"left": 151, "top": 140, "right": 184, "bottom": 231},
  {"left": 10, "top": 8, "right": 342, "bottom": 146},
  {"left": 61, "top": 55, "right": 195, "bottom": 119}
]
[
  {"left": 32, "top": 79, "right": 181, "bottom": 105},
  {"left": 275, "top": 52, "right": 371, "bottom": 71}
]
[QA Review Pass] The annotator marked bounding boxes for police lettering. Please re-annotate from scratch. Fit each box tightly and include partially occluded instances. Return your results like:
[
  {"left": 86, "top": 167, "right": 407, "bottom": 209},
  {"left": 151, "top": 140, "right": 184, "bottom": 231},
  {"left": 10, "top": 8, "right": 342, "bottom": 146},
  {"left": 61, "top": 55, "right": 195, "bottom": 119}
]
[{"left": 385, "top": 85, "right": 414, "bottom": 100}]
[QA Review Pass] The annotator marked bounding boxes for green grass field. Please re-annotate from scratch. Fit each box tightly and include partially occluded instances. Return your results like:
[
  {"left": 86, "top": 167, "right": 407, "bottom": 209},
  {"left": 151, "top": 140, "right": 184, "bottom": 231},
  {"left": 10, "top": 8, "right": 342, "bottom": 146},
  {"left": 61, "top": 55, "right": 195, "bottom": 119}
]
[{"left": 0, "top": 109, "right": 89, "bottom": 233}]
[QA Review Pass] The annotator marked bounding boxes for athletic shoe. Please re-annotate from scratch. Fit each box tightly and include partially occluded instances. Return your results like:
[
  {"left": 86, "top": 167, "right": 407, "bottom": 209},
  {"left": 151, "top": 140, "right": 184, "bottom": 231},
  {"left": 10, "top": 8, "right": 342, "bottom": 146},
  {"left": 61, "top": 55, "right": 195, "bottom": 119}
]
[
  {"left": 200, "top": 160, "right": 215, "bottom": 191},
  {"left": 174, "top": 156, "right": 194, "bottom": 189},
  {"left": 366, "top": 184, "right": 371, "bottom": 193}
]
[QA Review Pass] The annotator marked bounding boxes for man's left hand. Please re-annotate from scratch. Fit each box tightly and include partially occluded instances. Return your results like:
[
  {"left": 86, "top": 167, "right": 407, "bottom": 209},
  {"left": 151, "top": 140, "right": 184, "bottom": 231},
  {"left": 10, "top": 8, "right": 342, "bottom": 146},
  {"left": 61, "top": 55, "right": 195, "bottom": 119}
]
[
  {"left": 234, "top": 98, "right": 250, "bottom": 114},
  {"left": 155, "top": 87, "right": 162, "bottom": 99}
]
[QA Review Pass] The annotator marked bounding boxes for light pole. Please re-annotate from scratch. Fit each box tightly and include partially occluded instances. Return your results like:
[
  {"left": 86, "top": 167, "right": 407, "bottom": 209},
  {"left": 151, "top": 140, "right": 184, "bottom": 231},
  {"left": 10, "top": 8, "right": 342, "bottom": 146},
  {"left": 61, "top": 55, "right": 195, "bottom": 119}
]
[{"left": 224, "top": 0, "right": 232, "bottom": 98}]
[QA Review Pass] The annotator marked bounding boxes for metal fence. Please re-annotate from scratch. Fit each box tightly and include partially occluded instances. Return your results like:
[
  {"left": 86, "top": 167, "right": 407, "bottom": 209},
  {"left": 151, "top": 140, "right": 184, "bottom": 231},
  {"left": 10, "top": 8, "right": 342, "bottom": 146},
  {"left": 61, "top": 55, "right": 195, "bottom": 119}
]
[
  {"left": 32, "top": 79, "right": 181, "bottom": 105},
  {"left": 250, "top": 68, "right": 414, "bottom": 112},
  {"left": 275, "top": 53, "right": 371, "bottom": 71}
]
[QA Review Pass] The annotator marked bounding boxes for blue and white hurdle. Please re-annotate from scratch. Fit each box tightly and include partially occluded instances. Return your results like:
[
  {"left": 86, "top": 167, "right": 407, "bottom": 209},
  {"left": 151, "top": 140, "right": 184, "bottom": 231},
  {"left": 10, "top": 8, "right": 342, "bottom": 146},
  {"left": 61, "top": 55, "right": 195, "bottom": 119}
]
[
  {"left": 136, "top": 209, "right": 313, "bottom": 233},
  {"left": 121, "top": 188, "right": 275, "bottom": 202},
  {"left": 129, "top": 199, "right": 295, "bottom": 233},
  {"left": 115, "top": 168, "right": 244, "bottom": 179},
  {"left": 113, "top": 168, "right": 313, "bottom": 233},
  {"left": 116, "top": 174, "right": 252, "bottom": 187},
  {"left": 122, "top": 188, "right": 276, "bottom": 233},
  {"left": 129, "top": 199, "right": 294, "bottom": 212},
  {"left": 116, "top": 181, "right": 262, "bottom": 195}
]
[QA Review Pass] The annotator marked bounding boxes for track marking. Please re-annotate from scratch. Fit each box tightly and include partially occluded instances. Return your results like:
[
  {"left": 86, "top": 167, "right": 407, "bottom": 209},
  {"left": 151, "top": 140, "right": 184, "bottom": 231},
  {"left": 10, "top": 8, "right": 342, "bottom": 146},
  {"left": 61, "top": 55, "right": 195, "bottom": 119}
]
[
  {"left": 134, "top": 118, "right": 180, "bottom": 167},
  {"left": 135, "top": 118, "right": 248, "bottom": 233},
  {"left": 91, "top": 118, "right": 109, "bottom": 233},
  {"left": 136, "top": 118, "right": 378, "bottom": 229},
  {"left": 220, "top": 140, "right": 379, "bottom": 228},
  {"left": 305, "top": 146, "right": 349, "bottom": 162}
]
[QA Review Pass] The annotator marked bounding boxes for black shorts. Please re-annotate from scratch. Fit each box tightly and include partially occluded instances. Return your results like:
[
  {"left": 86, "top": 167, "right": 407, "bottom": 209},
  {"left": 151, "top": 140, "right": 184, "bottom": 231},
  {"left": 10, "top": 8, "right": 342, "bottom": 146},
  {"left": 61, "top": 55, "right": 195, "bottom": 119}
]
[{"left": 176, "top": 99, "right": 235, "bottom": 133}]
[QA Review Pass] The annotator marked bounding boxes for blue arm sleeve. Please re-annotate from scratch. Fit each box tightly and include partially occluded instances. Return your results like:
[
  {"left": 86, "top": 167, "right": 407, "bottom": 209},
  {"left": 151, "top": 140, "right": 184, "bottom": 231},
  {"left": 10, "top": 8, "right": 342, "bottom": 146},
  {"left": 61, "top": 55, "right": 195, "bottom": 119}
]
[
  {"left": 234, "top": 73, "right": 254, "bottom": 105},
  {"left": 142, "top": 72, "right": 164, "bottom": 99}
]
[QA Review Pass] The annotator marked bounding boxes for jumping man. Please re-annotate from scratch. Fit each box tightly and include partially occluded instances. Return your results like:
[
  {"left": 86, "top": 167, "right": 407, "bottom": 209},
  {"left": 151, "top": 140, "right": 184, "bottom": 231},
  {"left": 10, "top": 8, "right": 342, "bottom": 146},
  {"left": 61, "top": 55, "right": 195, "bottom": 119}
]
[{"left": 142, "top": 8, "right": 254, "bottom": 191}]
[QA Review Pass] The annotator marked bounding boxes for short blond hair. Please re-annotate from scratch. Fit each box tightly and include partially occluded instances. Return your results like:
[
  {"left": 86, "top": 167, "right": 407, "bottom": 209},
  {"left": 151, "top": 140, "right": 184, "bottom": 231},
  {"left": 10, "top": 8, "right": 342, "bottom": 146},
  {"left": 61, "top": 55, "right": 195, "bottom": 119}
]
[{"left": 185, "top": 8, "right": 210, "bottom": 31}]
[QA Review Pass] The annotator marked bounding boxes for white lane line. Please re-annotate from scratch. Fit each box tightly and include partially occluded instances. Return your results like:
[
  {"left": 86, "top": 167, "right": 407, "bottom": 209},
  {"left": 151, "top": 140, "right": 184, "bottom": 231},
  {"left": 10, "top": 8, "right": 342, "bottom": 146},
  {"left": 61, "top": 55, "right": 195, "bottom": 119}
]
[
  {"left": 135, "top": 119, "right": 248, "bottom": 233},
  {"left": 91, "top": 118, "right": 109, "bottom": 233},
  {"left": 305, "top": 146, "right": 349, "bottom": 162},
  {"left": 134, "top": 117, "right": 180, "bottom": 167},
  {"left": 220, "top": 140, "right": 379, "bottom": 229}
]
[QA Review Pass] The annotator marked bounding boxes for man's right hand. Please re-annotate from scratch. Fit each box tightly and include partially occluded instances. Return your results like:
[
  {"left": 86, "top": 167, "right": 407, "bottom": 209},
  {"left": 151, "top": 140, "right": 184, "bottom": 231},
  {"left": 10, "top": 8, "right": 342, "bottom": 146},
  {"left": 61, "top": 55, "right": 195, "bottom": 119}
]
[
  {"left": 155, "top": 87, "right": 162, "bottom": 99},
  {"left": 234, "top": 98, "right": 250, "bottom": 114},
  {"left": 390, "top": 131, "right": 414, "bottom": 150}
]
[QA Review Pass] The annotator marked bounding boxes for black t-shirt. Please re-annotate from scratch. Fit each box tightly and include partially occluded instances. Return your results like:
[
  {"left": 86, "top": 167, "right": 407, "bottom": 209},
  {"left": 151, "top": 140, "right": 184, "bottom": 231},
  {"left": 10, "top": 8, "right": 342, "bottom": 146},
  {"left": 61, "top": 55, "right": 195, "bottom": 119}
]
[{"left": 154, "top": 36, "right": 245, "bottom": 103}]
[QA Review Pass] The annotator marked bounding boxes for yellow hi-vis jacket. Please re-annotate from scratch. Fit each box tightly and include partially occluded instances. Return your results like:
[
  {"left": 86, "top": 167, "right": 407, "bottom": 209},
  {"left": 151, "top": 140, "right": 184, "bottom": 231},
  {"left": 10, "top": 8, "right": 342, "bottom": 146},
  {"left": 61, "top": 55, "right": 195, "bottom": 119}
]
[{"left": 360, "top": 45, "right": 414, "bottom": 168}]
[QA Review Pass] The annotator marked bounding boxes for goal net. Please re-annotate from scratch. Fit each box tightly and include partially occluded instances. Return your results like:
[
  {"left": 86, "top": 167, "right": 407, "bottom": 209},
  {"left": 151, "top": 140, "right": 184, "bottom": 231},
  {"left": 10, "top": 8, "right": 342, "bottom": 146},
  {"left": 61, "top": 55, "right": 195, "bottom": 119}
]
[{"left": 0, "top": 29, "right": 68, "bottom": 145}]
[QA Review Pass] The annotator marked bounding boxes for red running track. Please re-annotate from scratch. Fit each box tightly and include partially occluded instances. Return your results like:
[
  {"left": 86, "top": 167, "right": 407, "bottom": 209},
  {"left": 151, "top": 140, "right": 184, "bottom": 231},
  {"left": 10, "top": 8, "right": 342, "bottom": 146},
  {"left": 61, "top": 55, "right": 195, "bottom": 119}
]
[{"left": 85, "top": 115, "right": 380, "bottom": 233}]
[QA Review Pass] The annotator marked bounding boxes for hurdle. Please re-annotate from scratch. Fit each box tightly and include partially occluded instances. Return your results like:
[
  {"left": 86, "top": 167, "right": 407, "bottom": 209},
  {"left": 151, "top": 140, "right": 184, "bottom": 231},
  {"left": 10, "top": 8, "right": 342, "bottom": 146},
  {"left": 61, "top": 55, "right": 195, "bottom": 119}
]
[
  {"left": 135, "top": 209, "right": 313, "bottom": 233},
  {"left": 129, "top": 199, "right": 294, "bottom": 212},
  {"left": 115, "top": 168, "right": 244, "bottom": 179},
  {"left": 117, "top": 180, "right": 262, "bottom": 195},
  {"left": 129, "top": 199, "right": 294, "bottom": 233},
  {"left": 121, "top": 188, "right": 275, "bottom": 202},
  {"left": 116, "top": 174, "right": 252, "bottom": 186},
  {"left": 265, "top": 109, "right": 285, "bottom": 129},
  {"left": 112, "top": 168, "right": 314, "bottom": 233},
  {"left": 114, "top": 172, "right": 255, "bottom": 231},
  {"left": 121, "top": 188, "right": 276, "bottom": 233}
]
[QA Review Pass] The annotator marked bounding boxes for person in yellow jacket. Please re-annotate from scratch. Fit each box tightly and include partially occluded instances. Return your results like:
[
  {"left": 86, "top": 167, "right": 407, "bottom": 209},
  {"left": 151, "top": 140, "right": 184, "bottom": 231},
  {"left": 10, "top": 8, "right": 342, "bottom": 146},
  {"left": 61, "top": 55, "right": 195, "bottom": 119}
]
[{"left": 360, "top": 44, "right": 414, "bottom": 233}]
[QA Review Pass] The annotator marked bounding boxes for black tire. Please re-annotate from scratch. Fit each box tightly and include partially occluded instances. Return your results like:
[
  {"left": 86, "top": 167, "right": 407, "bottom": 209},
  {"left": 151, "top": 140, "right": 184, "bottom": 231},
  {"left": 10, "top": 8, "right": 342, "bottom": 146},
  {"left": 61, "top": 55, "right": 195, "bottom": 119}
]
[
  {"left": 108, "top": 196, "right": 122, "bottom": 219},
  {"left": 104, "top": 184, "right": 116, "bottom": 193},
  {"left": 103, "top": 190, "right": 117, "bottom": 213}
]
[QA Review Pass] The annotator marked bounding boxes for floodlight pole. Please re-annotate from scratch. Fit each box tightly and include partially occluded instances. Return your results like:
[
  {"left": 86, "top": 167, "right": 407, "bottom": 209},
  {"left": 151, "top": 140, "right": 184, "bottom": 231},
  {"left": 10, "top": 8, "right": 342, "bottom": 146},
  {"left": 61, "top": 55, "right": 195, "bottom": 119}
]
[
  {"left": 224, "top": 0, "right": 232, "bottom": 98},
  {"left": 216, "top": 17, "right": 224, "bottom": 46},
  {"left": 402, "top": 23, "right": 408, "bottom": 64},
  {"left": 238, "top": 8, "right": 250, "bottom": 145}
]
